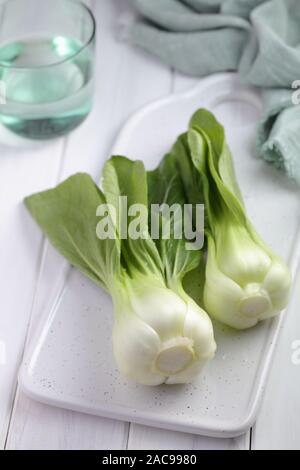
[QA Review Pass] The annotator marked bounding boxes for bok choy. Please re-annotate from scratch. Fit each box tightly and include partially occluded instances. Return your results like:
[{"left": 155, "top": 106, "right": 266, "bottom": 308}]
[
  {"left": 25, "top": 156, "right": 216, "bottom": 386},
  {"left": 171, "top": 109, "right": 291, "bottom": 330}
]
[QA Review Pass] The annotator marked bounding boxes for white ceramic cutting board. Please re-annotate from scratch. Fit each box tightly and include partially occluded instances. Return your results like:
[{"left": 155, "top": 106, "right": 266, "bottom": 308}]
[{"left": 19, "top": 74, "right": 300, "bottom": 438}]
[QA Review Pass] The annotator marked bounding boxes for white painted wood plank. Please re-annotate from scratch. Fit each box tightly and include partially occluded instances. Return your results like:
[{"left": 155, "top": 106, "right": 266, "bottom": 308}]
[
  {"left": 7, "top": 0, "right": 173, "bottom": 450},
  {"left": 252, "top": 263, "right": 300, "bottom": 450},
  {"left": 128, "top": 425, "right": 250, "bottom": 450},
  {"left": 0, "top": 138, "right": 65, "bottom": 449},
  {"left": 7, "top": 391, "right": 129, "bottom": 450},
  {"left": 173, "top": 74, "right": 201, "bottom": 94}
]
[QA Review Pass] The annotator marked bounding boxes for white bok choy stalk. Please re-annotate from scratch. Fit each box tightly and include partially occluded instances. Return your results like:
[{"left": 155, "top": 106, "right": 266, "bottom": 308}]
[
  {"left": 25, "top": 155, "right": 216, "bottom": 385},
  {"left": 171, "top": 109, "right": 291, "bottom": 330}
]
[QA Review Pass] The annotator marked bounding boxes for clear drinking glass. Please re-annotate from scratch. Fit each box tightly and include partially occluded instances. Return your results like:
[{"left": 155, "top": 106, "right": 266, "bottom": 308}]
[{"left": 0, "top": 0, "right": 96, "bottom": 140}]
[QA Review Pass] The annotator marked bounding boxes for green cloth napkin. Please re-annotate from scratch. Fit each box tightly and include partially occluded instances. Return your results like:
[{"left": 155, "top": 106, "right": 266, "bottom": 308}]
[{"left": 129, "top": 0, "right": 300, "bottom": 185}]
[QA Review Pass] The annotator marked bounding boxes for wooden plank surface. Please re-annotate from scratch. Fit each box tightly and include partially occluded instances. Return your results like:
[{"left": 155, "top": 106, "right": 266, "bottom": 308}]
[{"left": 252, "top": 260, "right": 300, "bottom": 450}]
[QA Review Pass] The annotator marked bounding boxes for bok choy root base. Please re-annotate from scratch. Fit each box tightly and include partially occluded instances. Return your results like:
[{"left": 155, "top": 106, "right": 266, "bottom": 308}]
[{"left": 24, "top": 109, "right": 291, "bottom": 386}]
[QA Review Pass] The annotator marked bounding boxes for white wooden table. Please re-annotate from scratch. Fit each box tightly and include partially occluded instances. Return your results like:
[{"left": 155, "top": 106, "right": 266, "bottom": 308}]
[{"left": 1, "top": 0, "right": 300, "bottom": 450}]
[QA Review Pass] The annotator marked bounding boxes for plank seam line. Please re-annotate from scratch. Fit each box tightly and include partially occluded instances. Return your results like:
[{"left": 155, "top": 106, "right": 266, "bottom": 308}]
[
  {"left": 4, "top": 138, "right": 69, "bottom": 449},
  {"left": 4, "top": 238, "right": 45, "bottom": 450},
  {"left": 124, "top": 422, "right": 131, "bottom": 450}
]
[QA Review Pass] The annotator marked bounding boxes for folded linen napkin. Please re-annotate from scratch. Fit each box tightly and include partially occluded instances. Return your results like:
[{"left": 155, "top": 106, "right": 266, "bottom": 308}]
[{"left": 129, "top": 0, "right": 300, "bottom": 185}]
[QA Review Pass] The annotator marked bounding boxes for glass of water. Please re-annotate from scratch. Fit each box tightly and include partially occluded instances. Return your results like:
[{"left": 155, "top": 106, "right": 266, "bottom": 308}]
[{"left": 0, "top": 0, "right": 96, "bottom": 140}]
